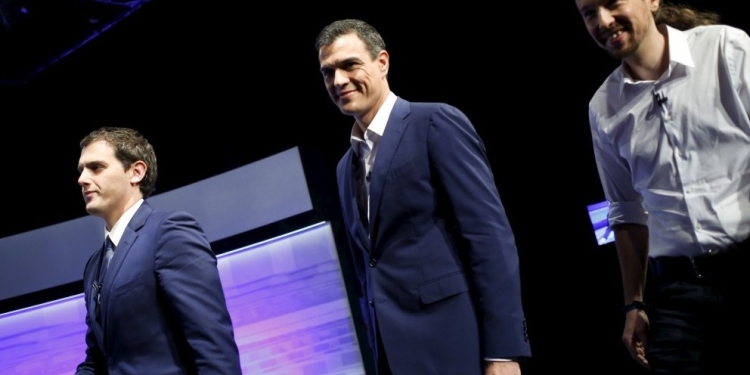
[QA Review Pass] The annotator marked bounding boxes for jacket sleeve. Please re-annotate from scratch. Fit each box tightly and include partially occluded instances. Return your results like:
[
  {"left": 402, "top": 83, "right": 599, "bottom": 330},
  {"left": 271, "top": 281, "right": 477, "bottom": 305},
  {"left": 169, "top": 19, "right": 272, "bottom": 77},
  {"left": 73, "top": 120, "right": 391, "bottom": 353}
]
[
  {"left": 154, "top": 211, "right": 242, "bottom": 374},
  {"left": 426, "top": 103, "right": 531, "bottom": 359}
]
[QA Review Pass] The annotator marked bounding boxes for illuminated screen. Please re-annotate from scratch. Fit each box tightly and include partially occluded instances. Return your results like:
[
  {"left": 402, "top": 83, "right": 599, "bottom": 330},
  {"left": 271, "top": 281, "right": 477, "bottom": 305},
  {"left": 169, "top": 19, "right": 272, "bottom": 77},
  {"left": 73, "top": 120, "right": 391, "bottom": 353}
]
[
  {"left": 0, "top": 222, "right": 366, "bottom": 375},
  {"left": 587, "top": 200, "right": 615, "bottom": 246}
]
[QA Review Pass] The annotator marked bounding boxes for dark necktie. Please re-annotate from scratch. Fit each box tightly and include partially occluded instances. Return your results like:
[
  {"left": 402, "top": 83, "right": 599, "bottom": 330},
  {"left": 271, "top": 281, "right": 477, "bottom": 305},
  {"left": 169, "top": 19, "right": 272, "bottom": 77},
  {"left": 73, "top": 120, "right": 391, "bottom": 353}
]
[
  {"left": 101, "top": 236, "right": 115, "bottom": 276},
  {"left": 95, "top": 236, "right": 115, "bottom": 319},
  {"left": 357, "top": 146, "right": 371, "bottom": 230}
]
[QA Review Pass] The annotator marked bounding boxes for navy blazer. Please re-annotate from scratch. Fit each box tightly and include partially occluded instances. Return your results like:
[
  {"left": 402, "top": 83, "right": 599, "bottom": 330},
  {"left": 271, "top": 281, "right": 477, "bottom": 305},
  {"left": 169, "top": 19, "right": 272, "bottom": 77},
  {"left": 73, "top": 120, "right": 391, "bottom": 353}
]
[
  {"left": 76, "top": 201, "right": 241, "bottom": 375},
  {"left": 337, "top": 98, "right": 531, "bottom": 374}
]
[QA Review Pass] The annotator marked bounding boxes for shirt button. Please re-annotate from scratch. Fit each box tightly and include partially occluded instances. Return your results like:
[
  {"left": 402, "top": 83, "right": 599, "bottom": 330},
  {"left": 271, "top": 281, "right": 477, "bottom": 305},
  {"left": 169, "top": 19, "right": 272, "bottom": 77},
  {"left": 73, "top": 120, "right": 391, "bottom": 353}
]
[
  {"left": 685, "top": 188, "right": 692, "bottom": 194},
  {"left": 696, "top": 223, "right": 702, "bottom": 230}
]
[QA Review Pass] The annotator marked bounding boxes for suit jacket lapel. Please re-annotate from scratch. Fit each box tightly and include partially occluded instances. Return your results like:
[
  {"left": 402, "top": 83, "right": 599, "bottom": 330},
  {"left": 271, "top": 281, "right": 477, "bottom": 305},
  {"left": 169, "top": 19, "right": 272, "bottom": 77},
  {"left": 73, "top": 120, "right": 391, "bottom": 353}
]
[
  {"left": 368, "top": 98, "right": 410, "bottom": 243},
  {"left": 99, "top": 202, "right": 150, "bottom": 334},
  {"left": 85, "top": 249, "right": 106, "bottom": 348}
]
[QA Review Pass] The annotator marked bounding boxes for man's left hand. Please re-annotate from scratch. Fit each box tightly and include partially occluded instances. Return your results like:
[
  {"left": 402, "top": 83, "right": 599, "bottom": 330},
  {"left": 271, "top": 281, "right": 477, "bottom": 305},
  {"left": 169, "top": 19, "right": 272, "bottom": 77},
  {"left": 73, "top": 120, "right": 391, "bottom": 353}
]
[{"left": 484, "top": 361, "right": 520, "bottom": 375}]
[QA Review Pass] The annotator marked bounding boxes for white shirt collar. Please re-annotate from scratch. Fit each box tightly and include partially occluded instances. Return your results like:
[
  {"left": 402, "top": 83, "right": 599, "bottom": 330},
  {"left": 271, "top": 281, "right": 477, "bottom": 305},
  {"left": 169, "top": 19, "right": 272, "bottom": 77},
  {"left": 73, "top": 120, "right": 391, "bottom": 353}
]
[
  {"left": 350, "top": 91, "right": 398, "bottom": 153},
  {"left": 618, "top": 25, "right": 695, "bottom": 95},
  {"left": 105, "top": 199, "right": 144, "bottom": 246},
  {"left": 665, "top": 25, "right": 695, "bottom": 68}
]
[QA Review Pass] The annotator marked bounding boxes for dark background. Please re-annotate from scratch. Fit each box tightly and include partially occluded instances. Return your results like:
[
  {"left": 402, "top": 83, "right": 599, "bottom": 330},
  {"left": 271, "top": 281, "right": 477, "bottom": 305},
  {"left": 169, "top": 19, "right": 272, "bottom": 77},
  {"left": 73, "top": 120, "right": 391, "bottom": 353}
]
[{"left": 1, "top": 1, "right": 746, "bottom": 374}]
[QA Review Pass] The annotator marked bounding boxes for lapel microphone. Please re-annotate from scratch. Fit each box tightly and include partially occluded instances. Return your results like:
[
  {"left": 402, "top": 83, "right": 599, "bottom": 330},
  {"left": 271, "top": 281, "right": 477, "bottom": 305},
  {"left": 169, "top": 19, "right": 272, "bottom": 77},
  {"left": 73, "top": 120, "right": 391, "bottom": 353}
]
[{"left": 653, "top": 88, "right": 668, "bottom": 106}]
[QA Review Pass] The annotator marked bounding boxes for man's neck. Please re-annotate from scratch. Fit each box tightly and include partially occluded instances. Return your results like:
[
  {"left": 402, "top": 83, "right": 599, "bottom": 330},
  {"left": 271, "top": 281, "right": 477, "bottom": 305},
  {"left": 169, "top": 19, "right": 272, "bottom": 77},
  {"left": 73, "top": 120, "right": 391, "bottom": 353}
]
[
  {"left": 104, "top": 194, "right": 143, "bottom": 230},
  {"left": 354, "top": 92, "right": 389, "bottom": 133},
  {"left": 623, "top": 24, "right": 669, "bottom": 81},
  {"left": 355, "top": 119, "right": 369, "bottom": 135},
  {"left": 105, "top": 213, "right": 122, "bottom": 233}
]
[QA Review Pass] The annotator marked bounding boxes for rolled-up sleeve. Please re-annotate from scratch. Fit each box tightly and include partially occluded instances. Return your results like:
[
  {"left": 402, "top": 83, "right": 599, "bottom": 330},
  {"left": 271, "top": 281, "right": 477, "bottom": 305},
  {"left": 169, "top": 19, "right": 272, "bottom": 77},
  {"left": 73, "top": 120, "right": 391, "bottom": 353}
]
[{"left": 589, "top": 107, "right": 648, "bottom": 227}]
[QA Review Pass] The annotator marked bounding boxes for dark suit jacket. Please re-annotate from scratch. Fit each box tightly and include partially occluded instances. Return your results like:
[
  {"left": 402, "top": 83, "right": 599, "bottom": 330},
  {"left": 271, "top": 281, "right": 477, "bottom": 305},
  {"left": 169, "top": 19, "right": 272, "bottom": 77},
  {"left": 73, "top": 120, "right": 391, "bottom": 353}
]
[
  {"left": 336, "top": 98, "right": 531, "bottom": 374},
  {"left": 75, "top": 201, "right": 241, "bottom": 375}
]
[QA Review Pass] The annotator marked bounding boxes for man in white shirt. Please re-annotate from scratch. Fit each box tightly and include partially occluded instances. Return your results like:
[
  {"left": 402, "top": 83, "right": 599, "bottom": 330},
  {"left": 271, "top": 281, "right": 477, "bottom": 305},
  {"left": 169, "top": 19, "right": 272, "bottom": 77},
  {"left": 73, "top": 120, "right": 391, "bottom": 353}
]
[
  {"left": 75, "top": 127, "right": 241, "bottom": 375},
  {"left": 575, "top": 0, "right": 750, "bottom": 373},
  {"left": 315, "top": 19, "right": 531, "bottom": 375}
]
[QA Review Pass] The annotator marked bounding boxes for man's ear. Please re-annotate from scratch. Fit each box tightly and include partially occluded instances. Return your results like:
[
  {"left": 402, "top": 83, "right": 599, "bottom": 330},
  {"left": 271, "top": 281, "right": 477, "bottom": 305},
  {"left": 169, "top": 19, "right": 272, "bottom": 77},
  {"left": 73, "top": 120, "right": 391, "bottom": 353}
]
[
  {"left": 129, "top": 160, "right": 147, "bottom": 185},
  {"left": 378, "top": 50, "right": 390, "bottom": 76}
]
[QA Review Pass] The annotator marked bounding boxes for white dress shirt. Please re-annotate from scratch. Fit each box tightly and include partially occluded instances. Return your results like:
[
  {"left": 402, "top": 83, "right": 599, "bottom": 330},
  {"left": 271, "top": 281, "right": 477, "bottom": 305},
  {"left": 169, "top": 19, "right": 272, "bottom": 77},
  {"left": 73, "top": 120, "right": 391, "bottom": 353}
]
[
  {"left": 350, "top": 91, "right": 398, "bottom": 222},
  {"left": 589, "top": 25, "right": 750, "bottom": 257},
  {"left": 105, "top": 199, "right": 144, "bottom": 247}
]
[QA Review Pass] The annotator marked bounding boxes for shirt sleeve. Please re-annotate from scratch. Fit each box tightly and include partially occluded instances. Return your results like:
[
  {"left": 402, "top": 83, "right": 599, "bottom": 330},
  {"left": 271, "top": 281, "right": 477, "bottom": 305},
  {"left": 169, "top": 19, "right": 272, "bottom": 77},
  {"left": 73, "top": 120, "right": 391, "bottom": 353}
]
[
  {"left": 722, "top": 26, "right": 750, "bottom": 122},
  {"left": 589, "top": 105, "right": 648, "bottom": 227}
]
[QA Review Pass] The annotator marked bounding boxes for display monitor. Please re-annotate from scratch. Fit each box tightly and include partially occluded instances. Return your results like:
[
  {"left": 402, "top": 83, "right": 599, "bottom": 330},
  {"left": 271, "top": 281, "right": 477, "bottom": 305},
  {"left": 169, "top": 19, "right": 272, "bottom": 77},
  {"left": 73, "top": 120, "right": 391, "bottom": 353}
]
[{"left": 587, "top": 200, "right": 615, "bottom": 246}]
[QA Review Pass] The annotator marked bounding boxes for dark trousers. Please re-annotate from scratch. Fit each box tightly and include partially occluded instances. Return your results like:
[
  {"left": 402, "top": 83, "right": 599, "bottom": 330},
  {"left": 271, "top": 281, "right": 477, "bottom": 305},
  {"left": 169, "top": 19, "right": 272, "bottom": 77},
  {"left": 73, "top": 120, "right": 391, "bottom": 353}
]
[{"left": 646, "top": 250, "right": 749, "bottom": 374}]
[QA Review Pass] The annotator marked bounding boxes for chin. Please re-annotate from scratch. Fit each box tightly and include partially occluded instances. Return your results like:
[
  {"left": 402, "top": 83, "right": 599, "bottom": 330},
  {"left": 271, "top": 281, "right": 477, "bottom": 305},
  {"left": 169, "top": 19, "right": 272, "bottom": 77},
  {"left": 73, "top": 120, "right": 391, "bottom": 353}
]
[
  {"left": 338, "top": 104, "right": 358, "bottom": 116},
  {"left": 85, "top": 204, "right": 102, "bottom": 216},
  {"left": 607, "top": 46, "right": 636, "bottom": 60}
]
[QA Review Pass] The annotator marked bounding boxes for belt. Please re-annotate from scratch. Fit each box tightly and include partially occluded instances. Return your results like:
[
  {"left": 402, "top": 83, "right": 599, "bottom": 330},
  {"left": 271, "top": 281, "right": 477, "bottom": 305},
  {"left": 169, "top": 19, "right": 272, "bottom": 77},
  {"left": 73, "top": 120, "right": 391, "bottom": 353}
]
[{"left": 650, "top": 239, "right": 749, "bottom": 280}]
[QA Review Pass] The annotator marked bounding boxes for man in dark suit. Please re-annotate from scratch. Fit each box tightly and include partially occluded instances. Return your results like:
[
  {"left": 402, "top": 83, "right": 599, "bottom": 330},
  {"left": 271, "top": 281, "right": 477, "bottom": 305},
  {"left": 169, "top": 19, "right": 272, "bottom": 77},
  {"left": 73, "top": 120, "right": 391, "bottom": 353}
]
[
  {"left": 74, "top": 127, "right": 242, "bottom": 375},
  {"left": 315, "top": 19, "right": 531, "bottom": 375}
]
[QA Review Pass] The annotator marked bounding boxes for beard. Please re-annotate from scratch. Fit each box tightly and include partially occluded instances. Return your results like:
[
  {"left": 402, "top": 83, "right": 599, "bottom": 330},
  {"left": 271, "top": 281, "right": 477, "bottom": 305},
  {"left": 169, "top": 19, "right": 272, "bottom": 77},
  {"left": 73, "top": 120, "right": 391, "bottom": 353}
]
[
  {"left": 600, "top": 25, "right": 640, "bottom": 60},
  {"left": 606, "top": 42, "right": 638, "bottom": 60}
]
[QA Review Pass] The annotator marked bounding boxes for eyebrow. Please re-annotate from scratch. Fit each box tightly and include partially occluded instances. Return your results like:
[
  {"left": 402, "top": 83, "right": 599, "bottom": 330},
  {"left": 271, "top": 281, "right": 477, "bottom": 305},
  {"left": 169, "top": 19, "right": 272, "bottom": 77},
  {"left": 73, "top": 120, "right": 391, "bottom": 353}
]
[
  {"left": 576, "top": 0, "right": 594, "bottom": 12},
  {"left": 320, "top": 57, "right": 360, "bottom": 72},
  {"left": 77, "top": 160, "right": 104, "bottom": 172}
]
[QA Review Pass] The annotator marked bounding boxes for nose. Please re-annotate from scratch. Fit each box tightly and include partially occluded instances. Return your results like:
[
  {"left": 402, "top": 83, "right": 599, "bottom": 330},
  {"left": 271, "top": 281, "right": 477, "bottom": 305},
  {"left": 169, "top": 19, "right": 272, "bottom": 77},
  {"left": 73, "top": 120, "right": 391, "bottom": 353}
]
[
  {"left": 333, "top": 69, "right": 349, "bottom": 88},
  {"left": 596, "top": 8, "right": 615, "bottom": 29},
  {"left": 78, "top": 170, "right": 89, "bottom": 187}
]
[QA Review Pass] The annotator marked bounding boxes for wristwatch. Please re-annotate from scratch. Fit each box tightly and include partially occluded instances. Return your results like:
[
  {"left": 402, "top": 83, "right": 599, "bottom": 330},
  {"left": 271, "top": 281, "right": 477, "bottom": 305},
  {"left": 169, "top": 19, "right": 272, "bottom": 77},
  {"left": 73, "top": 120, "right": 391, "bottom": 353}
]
[{"left": 623, "top": 300, "right": 648, "bottom": 314}]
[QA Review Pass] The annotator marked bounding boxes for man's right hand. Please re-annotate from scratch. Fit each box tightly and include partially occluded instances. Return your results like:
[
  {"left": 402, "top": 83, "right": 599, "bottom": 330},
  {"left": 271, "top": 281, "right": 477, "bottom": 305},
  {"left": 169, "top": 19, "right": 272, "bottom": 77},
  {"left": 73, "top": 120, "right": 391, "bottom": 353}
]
[{"left": 622, "top": 309, "right": 650, "bottom": 369}]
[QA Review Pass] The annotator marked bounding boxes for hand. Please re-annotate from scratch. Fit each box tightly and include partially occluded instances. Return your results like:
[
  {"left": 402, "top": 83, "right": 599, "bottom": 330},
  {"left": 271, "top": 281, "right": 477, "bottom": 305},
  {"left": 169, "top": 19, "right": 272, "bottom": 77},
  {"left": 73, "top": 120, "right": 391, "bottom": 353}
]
[
  {"left": 484, "top": 361, "right": 520, "bottom": 375},
  {"left": 622, "top": 309, "right": 650, "bottom": 369}
]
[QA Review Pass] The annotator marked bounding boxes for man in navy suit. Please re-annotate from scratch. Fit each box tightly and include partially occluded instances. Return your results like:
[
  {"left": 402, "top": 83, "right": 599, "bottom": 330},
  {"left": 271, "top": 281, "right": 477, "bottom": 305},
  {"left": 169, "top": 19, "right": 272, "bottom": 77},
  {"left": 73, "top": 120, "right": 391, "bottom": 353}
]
[
  {"left": 74, "top": 127, "right": 242, "bottom": 375},
  {"left": 316, "top": 19, "right": 531, "bottom": 375}
]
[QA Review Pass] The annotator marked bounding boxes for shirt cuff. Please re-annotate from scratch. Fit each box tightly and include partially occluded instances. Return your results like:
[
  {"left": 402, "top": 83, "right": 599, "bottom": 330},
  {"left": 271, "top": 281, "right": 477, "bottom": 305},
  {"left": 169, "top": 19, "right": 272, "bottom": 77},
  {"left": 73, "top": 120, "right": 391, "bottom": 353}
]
[{"left": 608, "top": 200, "right": 648, "bottom": 227}]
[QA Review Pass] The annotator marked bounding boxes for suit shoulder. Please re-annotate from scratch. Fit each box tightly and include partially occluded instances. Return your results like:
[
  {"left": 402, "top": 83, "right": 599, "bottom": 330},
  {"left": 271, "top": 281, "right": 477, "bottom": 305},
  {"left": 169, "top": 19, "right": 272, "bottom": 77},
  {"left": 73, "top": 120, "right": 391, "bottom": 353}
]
[
  {"left": 409, "top": 101, "right": 461, "bottom": 112},
  {"left": 143, "top": 208, "right": 201, "bottom": 227},
  {"left": 406, "top": 101, "right": 470, "bottom": 123}
]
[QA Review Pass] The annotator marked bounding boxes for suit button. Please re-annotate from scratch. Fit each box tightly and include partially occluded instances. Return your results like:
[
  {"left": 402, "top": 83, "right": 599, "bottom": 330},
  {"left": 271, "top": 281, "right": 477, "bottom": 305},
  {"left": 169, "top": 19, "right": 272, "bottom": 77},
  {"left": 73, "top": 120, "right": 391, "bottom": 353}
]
[
  {"left": 107, "top": 358, "right": 114, "bottom": 365},
  {"left": 369, "top": 258, "right": 377, "bottom": 267},
  {"left": 368, "top": 300, "right": 374, "bottom": 307}
]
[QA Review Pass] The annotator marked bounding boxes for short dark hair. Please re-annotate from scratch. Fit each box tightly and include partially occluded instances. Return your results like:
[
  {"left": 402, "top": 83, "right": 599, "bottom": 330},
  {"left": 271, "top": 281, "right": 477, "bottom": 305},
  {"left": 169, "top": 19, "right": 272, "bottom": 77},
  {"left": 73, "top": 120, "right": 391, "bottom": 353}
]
[
  {"left": 80, "top": 127, "right": 158, "bottom": 198},
  {"left": 315, "top": 19, "right": 386, "bottom": 60},
  {"left": 655, "top": 2, "right": 720, "bottom": 30}
]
